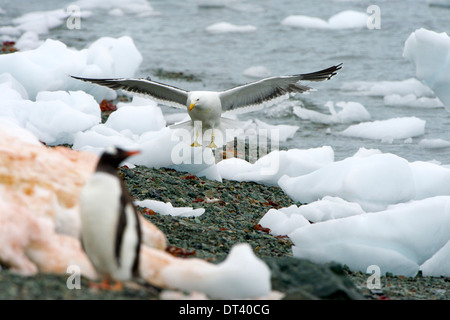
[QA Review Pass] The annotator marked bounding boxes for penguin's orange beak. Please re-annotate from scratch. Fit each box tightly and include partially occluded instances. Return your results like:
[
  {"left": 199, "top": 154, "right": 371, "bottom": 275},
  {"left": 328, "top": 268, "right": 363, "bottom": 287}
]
[{"left": 126, "top": 150, "right": 140, "bottom": 157}]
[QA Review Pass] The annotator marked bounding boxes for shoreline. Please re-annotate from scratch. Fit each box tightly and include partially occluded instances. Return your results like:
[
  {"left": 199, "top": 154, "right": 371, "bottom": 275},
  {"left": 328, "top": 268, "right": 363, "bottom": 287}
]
[{"left": 2, "top": 164, "right": 449, "bottom": 300}]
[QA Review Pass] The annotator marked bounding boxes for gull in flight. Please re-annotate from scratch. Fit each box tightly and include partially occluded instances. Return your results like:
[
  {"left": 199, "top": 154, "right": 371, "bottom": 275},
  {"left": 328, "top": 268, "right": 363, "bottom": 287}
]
[{"left": 72, "top": 63, "right": 342, "bottom": 148}]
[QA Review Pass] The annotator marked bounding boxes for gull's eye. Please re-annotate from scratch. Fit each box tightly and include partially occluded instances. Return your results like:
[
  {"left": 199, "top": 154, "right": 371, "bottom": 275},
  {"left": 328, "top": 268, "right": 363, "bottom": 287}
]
[{"left": 196, "top": 98, "right": 200, "bottom": 102}]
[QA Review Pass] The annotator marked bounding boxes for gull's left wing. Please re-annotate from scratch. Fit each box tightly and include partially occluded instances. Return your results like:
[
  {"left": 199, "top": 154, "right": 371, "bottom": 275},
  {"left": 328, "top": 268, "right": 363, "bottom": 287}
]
[
  {"left": 219, "top": 63, "right": 342, "bottom": 111},
  {"left": 71, "top": 76, "right": 189, "bottom": 109}
]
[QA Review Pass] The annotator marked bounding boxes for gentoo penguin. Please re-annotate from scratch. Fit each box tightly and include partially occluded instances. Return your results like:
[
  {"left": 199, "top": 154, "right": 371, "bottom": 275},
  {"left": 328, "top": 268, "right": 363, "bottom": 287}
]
[{"left": 79, "top": 146, "right": 142, "bottom": 290}]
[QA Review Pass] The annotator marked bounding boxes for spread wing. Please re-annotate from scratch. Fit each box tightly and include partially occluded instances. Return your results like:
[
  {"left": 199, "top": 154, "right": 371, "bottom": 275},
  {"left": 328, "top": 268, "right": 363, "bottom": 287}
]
[
  {"left": 219, "top": 63, "right": 342, "bottom": 111},
  {"left": 71, "top": 76, "right": 189, "bottom": 109}
]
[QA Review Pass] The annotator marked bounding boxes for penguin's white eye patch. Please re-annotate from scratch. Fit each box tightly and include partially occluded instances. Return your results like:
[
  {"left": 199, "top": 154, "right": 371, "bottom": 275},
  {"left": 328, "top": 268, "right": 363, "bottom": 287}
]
[{"left": 105, "top": 146, "right": 118, "bottom": 155}]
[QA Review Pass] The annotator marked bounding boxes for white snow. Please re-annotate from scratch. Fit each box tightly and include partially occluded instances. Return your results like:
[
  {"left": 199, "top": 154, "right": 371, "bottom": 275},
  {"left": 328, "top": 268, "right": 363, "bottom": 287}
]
[
  {"left": 134, "top": 199, "right": 205, "bottom": 217},
  {"left": 404, "top": 28, "right": 450, "bottom": 111},
  {"left": 205, "top": 22, "right": 257, "bottom": 33},
  {"left": 281, "top": 10, "right": 368, "bottom": 29}
]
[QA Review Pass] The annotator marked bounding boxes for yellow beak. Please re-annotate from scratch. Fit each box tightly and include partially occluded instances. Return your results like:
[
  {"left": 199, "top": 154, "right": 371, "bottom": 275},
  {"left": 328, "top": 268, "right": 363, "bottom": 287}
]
[{"left": 189, "top": 102, "right": 196, "bottom": 112}]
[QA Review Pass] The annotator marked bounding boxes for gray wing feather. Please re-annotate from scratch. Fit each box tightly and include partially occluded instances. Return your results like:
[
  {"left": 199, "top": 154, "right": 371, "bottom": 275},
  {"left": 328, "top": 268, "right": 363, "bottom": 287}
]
[
  {"left": 219, "top": 64, "right": 342, "bottom": 111},
  {"left": 71, "top": 76, "right": 189, "bottom": 109}
]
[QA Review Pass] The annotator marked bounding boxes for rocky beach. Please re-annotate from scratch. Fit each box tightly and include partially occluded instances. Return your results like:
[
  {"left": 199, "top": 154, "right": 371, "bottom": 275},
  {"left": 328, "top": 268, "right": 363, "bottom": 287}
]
[{"left": 1, "top": 160, "right": 449, "bottom": 300}]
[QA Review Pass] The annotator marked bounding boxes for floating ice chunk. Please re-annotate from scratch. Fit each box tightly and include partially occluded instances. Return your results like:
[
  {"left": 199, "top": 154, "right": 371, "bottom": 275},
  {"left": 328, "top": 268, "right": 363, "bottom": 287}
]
[
  {"left": 15, "top": 31, "right": 42, "bottom": 51},
  {"left": 384, "top": 93, "right": 443, "bottom": 108},
  {"left": 197, "top": 0, "right": 233, "bottom": 8},
  {"left": 243, "top": 66, "right": 271, "bottom": 78},
  {"left": 352, "top": 147, "right": 382, "bottom": 158},
  {"left": 0, "top": 26, "right": 21, "bottom": 37},
  {"left": 327, "top": 10, "right": 369, "bottom": 29},
  {"left": 282, "top": 15, "right": 329, "bottom": 29},
  {"left": 341, "top": 78, "right": 435, "bottom": 97},
  {"left": 419, "top": 138, "right": 450, "bottom": 149},
  {"left": 293, "top": 101, "right": 371, "bottom": 124},
  {"left": 206, "top": 22, "right": 257, "bottom": 33},
  {"left": 281, "top": 10, "right": 368, "bottom": 29},
  {"left": 253, "top": 118, "right": 299, "bottom": 142},
  {"left": 338, "top": 117, "right": 426, "bottom": 141},
  {"left": 263, "top": 99, "right": 300, "bottom": 118},
  {"left": 13, "top": 9, "right": 70, "bottom": 34},
  {"left": 427, "top": 0, "right": 450, "bottom": 7},
  {"left": 404, "top": 28, "right": 450, "bottom": 111},
  {"left": 278, "top": 152, "right": 415, "bottom": 212},
  {"left": 108, "top": 8, "right": 124, "bottom": 16},
  {"left": 72, "top": 0, "right": 158, "bottom": 16},
  {"left": 134, "top": 199, "right": 205, "bottom": 217}
]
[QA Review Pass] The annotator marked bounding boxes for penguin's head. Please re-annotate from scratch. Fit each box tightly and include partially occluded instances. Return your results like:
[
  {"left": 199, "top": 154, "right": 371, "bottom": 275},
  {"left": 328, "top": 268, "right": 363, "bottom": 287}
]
[{"left": 98, "top": 146, "right": 140, "bottom": 169}]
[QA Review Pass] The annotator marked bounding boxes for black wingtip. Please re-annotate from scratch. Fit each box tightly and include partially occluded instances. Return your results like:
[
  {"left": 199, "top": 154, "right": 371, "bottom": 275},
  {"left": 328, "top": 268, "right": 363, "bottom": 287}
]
[
  {"left": 300, "top": 63, "right": 343, "bottom": 82},
  {"left": 327, "top": 62, "right": 343, "bottom": 80},
  {"left": 70, "top": 75, "right": 92, "bottom": 82}
]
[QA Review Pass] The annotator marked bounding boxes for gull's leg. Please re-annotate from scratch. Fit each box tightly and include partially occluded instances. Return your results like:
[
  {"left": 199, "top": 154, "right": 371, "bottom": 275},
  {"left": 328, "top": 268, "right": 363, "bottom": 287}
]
[
  {"left": 191, "top": 130, "right": 202, "bottom": 147},
  {"left": 207, "top": 129, "right": 217, "bottom": 148}
]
